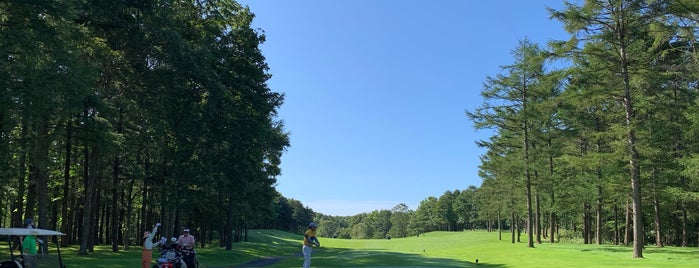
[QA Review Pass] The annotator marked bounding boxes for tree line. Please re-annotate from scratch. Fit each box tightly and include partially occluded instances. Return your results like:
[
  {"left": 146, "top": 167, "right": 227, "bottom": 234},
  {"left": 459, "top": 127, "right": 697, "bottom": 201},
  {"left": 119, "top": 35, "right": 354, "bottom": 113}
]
[
  {"left": 1, "top": 0, "right": 291, "bottom": 253},
  {"left": 311, "top": 189, "right": 480, "bottom": 240},
  {"left": 467, "top": 0, "right": 699, "bottom": 259},
  {"left": 309, "top": 0, "right": 699, "bottom": 260}
]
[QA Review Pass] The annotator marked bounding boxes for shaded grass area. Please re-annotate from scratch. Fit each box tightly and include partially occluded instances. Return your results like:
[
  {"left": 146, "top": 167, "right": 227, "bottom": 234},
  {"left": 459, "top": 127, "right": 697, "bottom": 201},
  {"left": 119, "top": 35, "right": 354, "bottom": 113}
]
[
  {"left": 41, "top": 230, "right": 699, "bottom": 267},
  {"left": 57, "top": 230, "right": 300, "bottom": 267}
]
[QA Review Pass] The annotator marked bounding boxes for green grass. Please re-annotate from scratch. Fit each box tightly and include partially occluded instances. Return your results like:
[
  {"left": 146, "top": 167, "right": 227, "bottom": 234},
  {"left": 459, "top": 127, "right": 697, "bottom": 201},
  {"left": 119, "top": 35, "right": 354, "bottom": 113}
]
[
  {"left": 41, "top": 230, "right": 699, "bottom": 267},
  {"left": 267, "top": 231, "right": 699, "bottom": 267}
]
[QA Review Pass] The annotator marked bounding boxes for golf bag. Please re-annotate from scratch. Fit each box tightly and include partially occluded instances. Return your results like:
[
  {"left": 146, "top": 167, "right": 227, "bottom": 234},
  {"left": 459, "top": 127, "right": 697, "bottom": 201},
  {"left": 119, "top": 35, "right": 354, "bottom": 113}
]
[
  {"left": 180, "top": 248, "right": 199, "bottom": 268},
  {"left": 154, "top": 244, "right": 187, "bottom": 268}
]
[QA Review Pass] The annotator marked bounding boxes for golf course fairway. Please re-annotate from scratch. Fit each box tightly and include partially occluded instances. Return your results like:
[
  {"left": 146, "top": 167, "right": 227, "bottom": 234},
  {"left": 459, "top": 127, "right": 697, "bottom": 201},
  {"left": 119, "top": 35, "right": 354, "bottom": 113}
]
[
  {"left": 247, "top": 230, "right": 699, "bottom": 267},
  {"left": 57, "top": 229, "right": 699, "bottom": 267}
]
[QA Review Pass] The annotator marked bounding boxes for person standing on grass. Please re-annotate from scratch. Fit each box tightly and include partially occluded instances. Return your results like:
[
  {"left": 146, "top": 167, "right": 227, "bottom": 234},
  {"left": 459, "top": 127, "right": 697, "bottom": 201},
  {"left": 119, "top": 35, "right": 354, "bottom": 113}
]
[
  {"left": 142, "top": 223, "right": 163, "bottom": 268},
  {"left": 178, "top": 228, "right": 197, "bottom": 268},
  {"left": 22, "top": 218, "right": 38, "bottom": 268},
  {"left": 177, "top": 228, "right": 195, "bottom": 249},
  {"left": 302, "top": 222, "right": 320, "bottom": 268}
]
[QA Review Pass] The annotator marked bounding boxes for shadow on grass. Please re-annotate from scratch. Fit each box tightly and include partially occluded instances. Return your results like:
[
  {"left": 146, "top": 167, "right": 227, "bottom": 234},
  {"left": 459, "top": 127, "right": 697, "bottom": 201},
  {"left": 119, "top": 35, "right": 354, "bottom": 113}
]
[
  {"left": 309, "top": 246, "right": 505, "bottom": 268},
  {"left": 579, "top": 247, "right": 629, "bottom": 253},
  {"left": 197, "top": 230, "right": 303, "bottom": 267},
  {"left": 578, "top": 245, "right": 699, "bottom": 256},
  {"left": 236, "top": 230, "right": 301, "bottom": 257},
  {"left": 211, "top": 230, "right": 512, "bottom": 267},
  {"left": 644, "top": 246, "right": 699, "bottom": 256}
]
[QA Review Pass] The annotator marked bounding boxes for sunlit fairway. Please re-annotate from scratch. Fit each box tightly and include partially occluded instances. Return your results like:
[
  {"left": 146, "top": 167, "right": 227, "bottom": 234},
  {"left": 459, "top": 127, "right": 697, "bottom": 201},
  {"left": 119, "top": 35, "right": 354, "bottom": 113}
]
[
  {"left": 267, "top": 230, "right": 699, "bottom": 268},
  {"left": 56, "top": 230, "right": 699, "bottom": 267}
]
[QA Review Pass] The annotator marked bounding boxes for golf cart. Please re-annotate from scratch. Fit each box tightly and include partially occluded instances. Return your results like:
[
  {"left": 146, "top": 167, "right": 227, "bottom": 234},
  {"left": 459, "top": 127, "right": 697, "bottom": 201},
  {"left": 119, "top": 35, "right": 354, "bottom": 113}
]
[{"left": 0, "top": 228, "right": 66, "bottom": 268}]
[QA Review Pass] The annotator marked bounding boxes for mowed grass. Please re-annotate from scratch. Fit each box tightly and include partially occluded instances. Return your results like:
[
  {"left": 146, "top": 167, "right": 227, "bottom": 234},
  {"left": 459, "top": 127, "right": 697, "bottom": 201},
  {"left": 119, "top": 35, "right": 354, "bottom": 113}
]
[
  {"left": 55, "top": 230, "right": 300, "bottom": 267},
  {"left": 52, "top": 230, "right": 699, "bottom": 267},
  {"left": 261, "top": 230, "right": 699, "bottom": 268}
]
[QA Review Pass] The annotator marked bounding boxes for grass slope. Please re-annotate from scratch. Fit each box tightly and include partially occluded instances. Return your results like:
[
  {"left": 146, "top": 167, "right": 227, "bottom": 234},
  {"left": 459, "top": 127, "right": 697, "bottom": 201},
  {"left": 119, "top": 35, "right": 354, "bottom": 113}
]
[{"left": 53, "top": 230, "right": 699, "bottom": 267}]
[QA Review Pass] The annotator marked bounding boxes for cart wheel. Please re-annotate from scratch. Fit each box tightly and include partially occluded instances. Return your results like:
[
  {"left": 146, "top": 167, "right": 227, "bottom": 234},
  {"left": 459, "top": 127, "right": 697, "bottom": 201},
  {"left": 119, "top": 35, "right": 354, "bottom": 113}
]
[{"left": 0, "top": 260, "right": 21, "bottom": 268}]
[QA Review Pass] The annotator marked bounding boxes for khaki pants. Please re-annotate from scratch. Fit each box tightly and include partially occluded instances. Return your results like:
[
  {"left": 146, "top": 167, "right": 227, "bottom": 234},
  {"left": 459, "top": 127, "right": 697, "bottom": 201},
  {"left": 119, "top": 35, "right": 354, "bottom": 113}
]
[{"left": 142, "top": 249, "right": 153, "bottom": 268}]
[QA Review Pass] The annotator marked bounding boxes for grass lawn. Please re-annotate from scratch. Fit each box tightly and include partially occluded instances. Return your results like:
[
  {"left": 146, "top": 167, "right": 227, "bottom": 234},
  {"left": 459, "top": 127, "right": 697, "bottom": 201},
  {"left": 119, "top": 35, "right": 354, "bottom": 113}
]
[{"left": 50, "top": 230, "right": 699, "bottom": 267}]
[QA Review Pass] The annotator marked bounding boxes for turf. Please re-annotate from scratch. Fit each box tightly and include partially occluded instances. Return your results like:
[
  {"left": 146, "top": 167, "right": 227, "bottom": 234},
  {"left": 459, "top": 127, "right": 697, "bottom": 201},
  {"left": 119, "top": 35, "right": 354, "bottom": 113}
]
[{"left": 48, "top": 230, "right": 699, "bottom": 267}]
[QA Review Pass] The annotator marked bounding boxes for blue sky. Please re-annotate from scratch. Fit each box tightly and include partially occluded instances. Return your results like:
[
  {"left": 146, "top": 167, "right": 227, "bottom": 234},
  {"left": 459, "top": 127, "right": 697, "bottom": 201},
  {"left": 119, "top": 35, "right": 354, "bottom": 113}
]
[{"left": 238, "top": 0, "right": 571, "bottom": 216}]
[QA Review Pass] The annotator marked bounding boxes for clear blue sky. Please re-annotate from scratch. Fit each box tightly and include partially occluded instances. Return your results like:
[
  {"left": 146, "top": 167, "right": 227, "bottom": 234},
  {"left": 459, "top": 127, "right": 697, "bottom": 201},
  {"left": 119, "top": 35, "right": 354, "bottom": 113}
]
[{"left": 238, "top": 0, "right": 571, "bottom": 216}]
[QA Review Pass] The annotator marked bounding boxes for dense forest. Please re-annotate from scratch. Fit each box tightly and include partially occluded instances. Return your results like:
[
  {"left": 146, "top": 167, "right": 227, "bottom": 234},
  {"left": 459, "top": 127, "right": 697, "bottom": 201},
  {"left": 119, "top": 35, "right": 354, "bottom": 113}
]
[
  {"left": 0, "top": 0, "right": 294, "bottom": 253},
  {"left": 2, "top": 0, "right": 699, "bottom": 260}
]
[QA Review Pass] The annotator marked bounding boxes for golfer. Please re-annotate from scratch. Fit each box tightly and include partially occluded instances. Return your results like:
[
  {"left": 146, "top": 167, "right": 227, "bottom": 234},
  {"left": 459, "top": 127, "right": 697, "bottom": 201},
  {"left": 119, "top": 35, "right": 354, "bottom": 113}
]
[
  {"left": 302, "top": 222, "right": 320, "bottom": 268},
  {"left": 177, "top": 228, "right": 195, "bottom": 249},
  {"left": 142, "top": 223, "right": 163, "bottom": 268},
  {"left": 22, "top": 218, "right": 37, "bottom": 268},
  {"left": 177, "top": 228, "right": 197, "bottom": 268}
]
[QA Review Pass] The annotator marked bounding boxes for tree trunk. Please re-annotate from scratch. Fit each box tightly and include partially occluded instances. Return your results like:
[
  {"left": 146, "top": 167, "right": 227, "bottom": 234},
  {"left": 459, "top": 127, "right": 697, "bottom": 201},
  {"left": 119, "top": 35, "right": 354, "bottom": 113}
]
[
  {"left": 536, "top": 194, "right": 541, "bottom": 244},
  {"left": 619, "top": 24, "right": 644, "bottom": 258},
  {"left": 199, "top": 222, "right": 208, "bottom": 248},
  {"left": 653, "top": 193, "right": 662, "bottom": 247},
  {"left": 550, "top": 191, "right": 555, "bottom": 243},
  {"left": 549, "top": 210, "right": 555, "bottom": 243},
  {"left": 596, "top": 186, "right": 603, "bottom": 245},
  {"left": 524, "top": 122, "right": 534, "bottom": 248},
  {"left": 88, "top": 147, "right": 101, "bottom": 252},
  {"left": 681, "top": 202, "right": 687, "bottom": 247},
  {"left": 517, "top": 218, "right": 522, "bottom": 243},
  {"left": 111, "top": 108, "right": 124, "bottom": 250},
  {"left": 498, "top": 208, "right": 502, "bottom": 241},
  {"left": 61, "top": 122, "right": 73, "bottom": 246},
  {"left": 511, "top": 211, "right": 515, "bottom": 244},
  {"left": 224, "top": 192, "right": 235, "bottom": 250},
  {"left": 111, "top": 154, "right": 120, "bottom": 252},
  {"left": 13, "top": 124, "right": 28, "bottom": 229},
  {"left": 583, "top": 203, "right": 590, "bottom": 244},
  {"left": 139, "top": 182, "right": 149, "bottom": 243},
  {"left": 624, "top": 200, "right": 631, "bottom": 246},
  {"left": 29, "top": 116, "right": 50, "bottom": 254},
  {"left": 124, "top": 177, "right": 135, "bottom": 250},
  {"left": 614, "top": 203, "right": 619, "bottom": 245},
  {"left": 78, "top": 144, "right": 94, "bottom": 255},
  {"left": 244, "top": 224, "right": 248, "bottom": 242},
  {"left": 99, "top": 192, "right": 107, "bottom": 244}
]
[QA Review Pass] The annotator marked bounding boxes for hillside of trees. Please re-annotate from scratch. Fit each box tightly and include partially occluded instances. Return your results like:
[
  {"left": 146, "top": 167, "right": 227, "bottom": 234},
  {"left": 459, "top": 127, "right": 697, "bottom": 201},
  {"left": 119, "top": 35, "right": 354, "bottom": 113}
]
[{"left": 2, "top": 0, "right": 699, "bottom": 260}]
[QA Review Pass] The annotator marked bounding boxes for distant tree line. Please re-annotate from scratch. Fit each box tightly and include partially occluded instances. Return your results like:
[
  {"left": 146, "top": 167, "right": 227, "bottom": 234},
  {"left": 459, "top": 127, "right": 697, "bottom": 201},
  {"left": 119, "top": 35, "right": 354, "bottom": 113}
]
[{"left": 306, "top": 188, "right": 481, "bottom": 240}]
